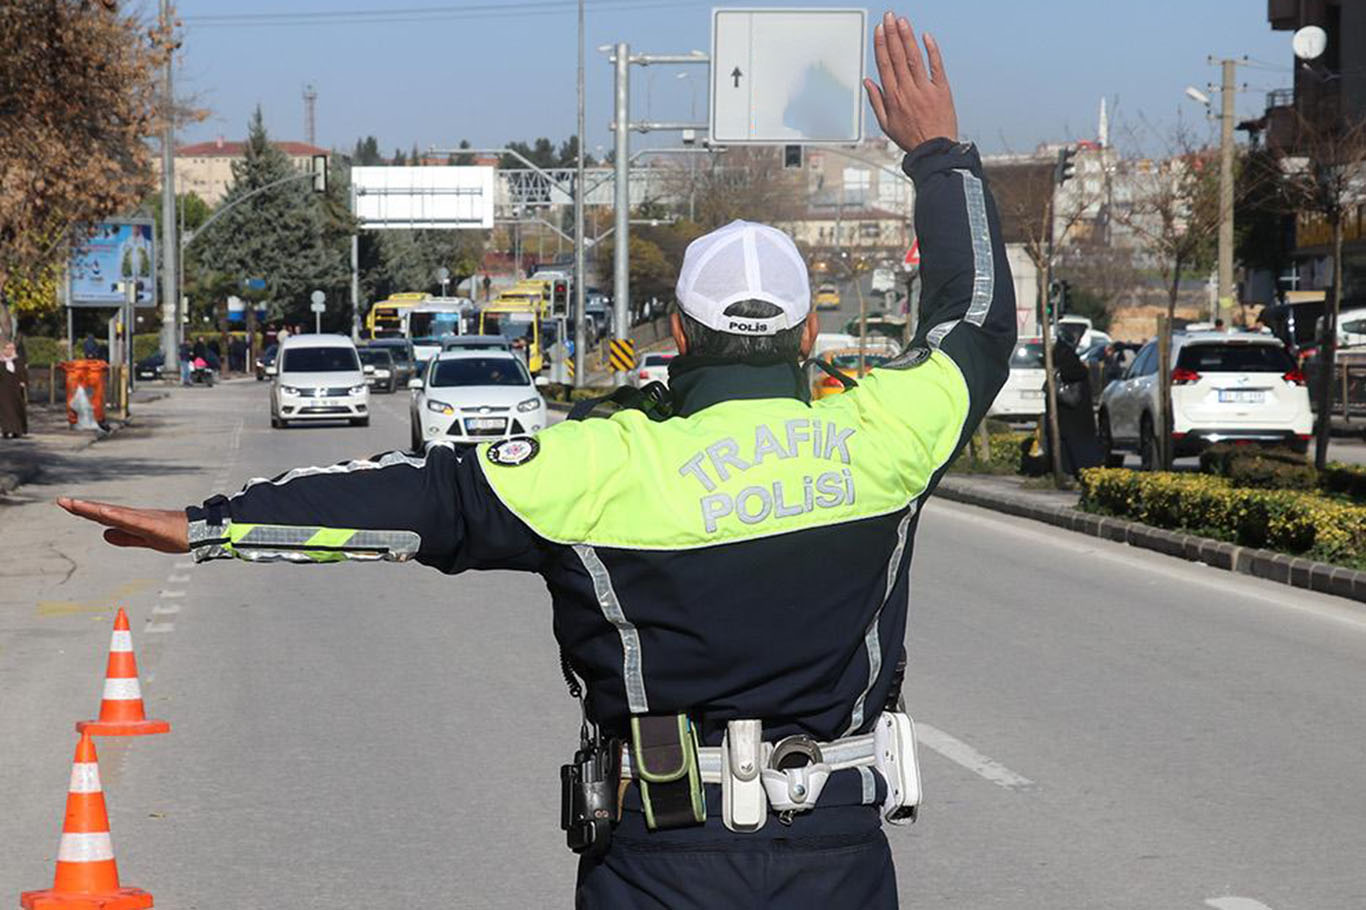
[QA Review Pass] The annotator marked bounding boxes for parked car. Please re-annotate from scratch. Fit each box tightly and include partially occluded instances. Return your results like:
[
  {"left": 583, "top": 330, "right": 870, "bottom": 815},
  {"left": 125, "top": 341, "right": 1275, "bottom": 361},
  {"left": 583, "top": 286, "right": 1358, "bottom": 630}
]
[
  {"left": 363, "top": 337, "right": 417, "bottom": 388},
  {"left": 270, "top": 335, "right": 370, "bottom": 429},
  {"left": 135, "top": 351, "right": 165, "bottom": 381},
  {"left": 1098, "top": 331, "right": 1312, "bottom": 468},
  {"left": 630, "top": 350, "right": 676, "bottom": 388},
  {"left": 357, "top": 346, "right": 396, "bottom": 393},
  {"left": 254, "top": 344, "right": 277, "bottom": 381},
  {"left": 408, "top": 350, "right": 547, "bottom": 449},
  {"left": 989, "top": 338, "right": 1047, "bottom": 419}
]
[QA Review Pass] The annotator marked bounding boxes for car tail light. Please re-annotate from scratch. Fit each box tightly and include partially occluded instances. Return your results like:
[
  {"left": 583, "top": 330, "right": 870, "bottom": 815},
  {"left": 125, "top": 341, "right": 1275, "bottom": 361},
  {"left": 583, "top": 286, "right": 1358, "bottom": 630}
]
[
  {"left": 639, "top": 370, "right": 649, "bottom": 379},
  {"left": 821, "top": 375, "right": 845, "bottom": 389},
  {"left": 1171, "top": 367, "right": 1201, "bottom": 385},
  {"left": 1296, "top": 433, "right": 1313, "bottom": 441},
  {"left": 1282, "top": 368, "right": 1307, "bottom": 386}
]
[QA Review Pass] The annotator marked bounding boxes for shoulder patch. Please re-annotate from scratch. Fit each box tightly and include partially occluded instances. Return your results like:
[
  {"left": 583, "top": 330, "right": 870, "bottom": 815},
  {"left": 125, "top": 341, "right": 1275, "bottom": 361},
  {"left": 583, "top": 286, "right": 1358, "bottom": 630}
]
[
  {"left": 882, "top": 345, "right": 931, "bottom": 370},
  {"left": 486, "top": 436, "right": 540, "bottom": 467}
]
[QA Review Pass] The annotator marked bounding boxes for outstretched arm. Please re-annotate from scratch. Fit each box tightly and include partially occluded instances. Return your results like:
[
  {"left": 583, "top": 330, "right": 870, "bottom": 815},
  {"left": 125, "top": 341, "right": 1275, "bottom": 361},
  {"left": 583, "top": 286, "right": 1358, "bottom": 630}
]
[{"left": 59, "top": 443, "right": 543, "bottom": 573}]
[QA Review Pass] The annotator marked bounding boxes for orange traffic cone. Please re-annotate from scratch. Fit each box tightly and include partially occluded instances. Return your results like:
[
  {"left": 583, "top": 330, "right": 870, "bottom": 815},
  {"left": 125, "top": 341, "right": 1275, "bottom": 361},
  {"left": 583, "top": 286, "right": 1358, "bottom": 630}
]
[
  {"left": 76, "top": 609, "right": 169, "bottom": 737},
  {"left": 20, "top": 733, "right": 153, "bottom": 909}
]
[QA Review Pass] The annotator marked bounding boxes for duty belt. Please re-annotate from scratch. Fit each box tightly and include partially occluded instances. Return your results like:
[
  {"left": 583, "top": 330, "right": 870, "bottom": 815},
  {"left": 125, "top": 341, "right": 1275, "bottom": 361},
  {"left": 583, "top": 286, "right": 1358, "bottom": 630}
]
[{"left": 619, "top": 713, "right": 923, "bottom": 833}]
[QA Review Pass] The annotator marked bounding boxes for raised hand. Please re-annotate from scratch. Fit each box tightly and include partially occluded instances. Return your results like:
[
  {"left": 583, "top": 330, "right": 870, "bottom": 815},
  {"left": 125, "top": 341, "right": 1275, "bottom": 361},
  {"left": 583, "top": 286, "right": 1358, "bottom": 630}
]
[
  {"left": 864, "top": 11, "right": 958, "bottom": 153},
  {"left": 57, "top": 497, "right": 190, "bottom": 553}
]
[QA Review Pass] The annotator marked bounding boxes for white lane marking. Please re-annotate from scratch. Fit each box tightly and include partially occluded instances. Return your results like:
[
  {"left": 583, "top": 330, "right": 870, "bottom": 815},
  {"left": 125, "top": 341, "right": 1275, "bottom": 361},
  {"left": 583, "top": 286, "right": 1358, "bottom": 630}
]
[
  {"left": 1205, "top": 898, "right": 1277, "bottom": 910},
  {"left": 167, "top": 573, "right": 191, "bottom": 583},
  {"left": 151, "top": 603, "right": 180, "bottom": 615},
  {"left": 159, "top": 590, "right": 186, "bottom": 599},
  {"left": 916, "top": 722, "right": 1035, "bottom": 791},
  {"left": 144, "top": 622, "right": 175, "bottom": 634},
  {"left": 931, "top": 501, "right": 1366, "bottom": 633},
  {"left": 173, "top": 561, "right": 194, "bottom": 570}
]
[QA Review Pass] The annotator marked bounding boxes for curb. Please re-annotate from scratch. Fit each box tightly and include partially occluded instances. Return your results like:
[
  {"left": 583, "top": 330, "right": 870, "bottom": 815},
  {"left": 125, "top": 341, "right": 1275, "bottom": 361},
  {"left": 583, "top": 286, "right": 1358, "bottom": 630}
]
[{"left": 936, "top": 476, "right": 1366, "bottom": 604}]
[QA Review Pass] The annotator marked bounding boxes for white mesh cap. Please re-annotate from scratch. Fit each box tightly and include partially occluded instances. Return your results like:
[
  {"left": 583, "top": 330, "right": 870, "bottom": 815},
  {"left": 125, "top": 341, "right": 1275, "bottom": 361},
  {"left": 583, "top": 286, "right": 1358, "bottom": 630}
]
[{"left": 675, "top": 220, "right": 811, "bottom": 336}]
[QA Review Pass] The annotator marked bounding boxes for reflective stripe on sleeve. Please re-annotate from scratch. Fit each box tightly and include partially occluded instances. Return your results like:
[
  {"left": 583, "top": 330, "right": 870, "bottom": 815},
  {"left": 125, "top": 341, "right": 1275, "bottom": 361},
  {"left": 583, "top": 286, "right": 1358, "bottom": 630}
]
[
  {"left": 954, "top": 168, "right": 995, "bottom": 328},
  {"left": 574, "top": 544, "right": 649, "bottom": 714},
  {"left": 844, "top": 506, "right": 914, "bottom": 736}
]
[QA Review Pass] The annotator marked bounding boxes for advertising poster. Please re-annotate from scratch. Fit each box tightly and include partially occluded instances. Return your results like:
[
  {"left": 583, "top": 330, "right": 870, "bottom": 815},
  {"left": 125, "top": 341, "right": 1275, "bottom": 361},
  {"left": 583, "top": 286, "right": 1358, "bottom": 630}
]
[{"left": 68, "top": 219, "right": 157, "bottom": 307}]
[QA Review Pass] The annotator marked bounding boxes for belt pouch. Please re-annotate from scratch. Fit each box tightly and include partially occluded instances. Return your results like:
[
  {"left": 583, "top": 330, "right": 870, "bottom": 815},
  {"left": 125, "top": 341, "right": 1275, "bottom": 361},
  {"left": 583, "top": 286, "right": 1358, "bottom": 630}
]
[{"left": 630, "top": 714, "right": 705, "bottom": 830}]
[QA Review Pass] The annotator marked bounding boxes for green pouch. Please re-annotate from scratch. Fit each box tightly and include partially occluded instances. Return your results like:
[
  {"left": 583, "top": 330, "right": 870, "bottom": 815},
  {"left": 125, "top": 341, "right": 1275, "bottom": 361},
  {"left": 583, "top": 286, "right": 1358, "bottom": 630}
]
[{"left": 630, "top": 714, "right": 706, "bottom": 829}]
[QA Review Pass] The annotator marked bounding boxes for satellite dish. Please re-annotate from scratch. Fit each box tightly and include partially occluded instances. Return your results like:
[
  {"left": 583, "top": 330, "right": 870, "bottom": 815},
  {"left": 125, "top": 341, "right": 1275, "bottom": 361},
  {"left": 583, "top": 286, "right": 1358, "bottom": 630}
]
[{"left": 1293, "top": 25, "right": 1328, "bottom": 61}]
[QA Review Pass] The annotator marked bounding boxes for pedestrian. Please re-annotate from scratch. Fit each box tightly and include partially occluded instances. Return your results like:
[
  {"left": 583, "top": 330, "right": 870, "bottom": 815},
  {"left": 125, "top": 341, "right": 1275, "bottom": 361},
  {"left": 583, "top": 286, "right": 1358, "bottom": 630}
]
[
  {"left": 0, "top": 339, "right": 29, "bottom": 438},
  {"left": 192, "top": 336, "right": 207, "bottom": 362},
  {"left": 229, "top": 335, "right": 248, "bottom": 373},
  {"left": 82, "top": 333, "right": 99, "bottom": 359},
  {"left": 276, "top": 324, "right": 291, "bottom": 345},
  {"left": 1046, "top": 333, "right": 1103, "bottom": 477},
  {"left": 57, "top": 15, "right": 1013, "bottom": 907},
  {"left": 178, "top": 339, "right": 192, "bottom": 386}
]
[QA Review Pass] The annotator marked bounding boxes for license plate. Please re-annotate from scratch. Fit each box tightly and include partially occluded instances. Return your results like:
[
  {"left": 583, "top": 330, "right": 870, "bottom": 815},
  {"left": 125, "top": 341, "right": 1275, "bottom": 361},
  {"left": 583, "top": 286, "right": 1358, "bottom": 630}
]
[
  {"left": 1021, "top": 389, "right": 1044, "bottom": 399},
  {"left": 466, "top": 418, "right": 504, "bottom": 430},
  {"left": 318, "top": 399, "right": 340, "bottom": 407},
  {"left": 1218, "top": 390, "right": 1265, "bottom": 404}
]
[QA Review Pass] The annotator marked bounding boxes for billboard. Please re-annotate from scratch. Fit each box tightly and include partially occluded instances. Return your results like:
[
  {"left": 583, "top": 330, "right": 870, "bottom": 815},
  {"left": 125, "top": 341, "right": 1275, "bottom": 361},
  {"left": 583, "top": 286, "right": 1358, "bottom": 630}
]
[
  {"left": 67, "top": 219, "right": 157, "bottom": 308},
  {"left": 352, "top": 166, "right": 494, "bottom": 230},
  {"left": 711, "top": 8, "right": 866, "bottom": 145}
]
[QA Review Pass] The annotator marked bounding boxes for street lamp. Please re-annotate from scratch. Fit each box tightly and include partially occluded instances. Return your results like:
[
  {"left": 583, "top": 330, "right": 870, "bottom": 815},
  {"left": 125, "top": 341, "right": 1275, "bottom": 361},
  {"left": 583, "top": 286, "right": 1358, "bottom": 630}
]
[
  {"left": 1184, "top": 85, "right": 1211, "bottom": 106},
  {"left": 436, "top": 265, "right": 451, "bottom": 298}
]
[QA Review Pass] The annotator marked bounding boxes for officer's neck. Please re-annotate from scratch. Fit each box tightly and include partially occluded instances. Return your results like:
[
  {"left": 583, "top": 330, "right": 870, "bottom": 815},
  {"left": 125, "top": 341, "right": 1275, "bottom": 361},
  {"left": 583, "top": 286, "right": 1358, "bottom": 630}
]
[{"left": 666, "top": 354, "right": 811, "bottom": 417}]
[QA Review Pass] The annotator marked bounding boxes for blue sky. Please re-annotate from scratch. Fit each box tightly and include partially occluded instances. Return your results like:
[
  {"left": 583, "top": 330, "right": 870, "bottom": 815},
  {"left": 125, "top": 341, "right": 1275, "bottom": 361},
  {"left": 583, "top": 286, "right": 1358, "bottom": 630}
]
[{"left": 171, "top": 0, "right": 1296, "bottom": 158}]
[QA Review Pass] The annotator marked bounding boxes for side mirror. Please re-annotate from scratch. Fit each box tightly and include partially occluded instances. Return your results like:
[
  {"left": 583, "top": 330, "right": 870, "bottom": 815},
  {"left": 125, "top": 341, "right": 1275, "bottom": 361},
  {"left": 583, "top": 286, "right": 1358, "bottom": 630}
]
[
  {"left": 363, "top": 364, "right": 376, "bottom": 374},
  {"left": 265, "top": 365, "right": 277, "bottom": 376},
  {"left": 407, "top": 378, "right": 424, "bottom": 391},
  {"left": 534, "top": 376, "right": 550, "bottom": 387}
]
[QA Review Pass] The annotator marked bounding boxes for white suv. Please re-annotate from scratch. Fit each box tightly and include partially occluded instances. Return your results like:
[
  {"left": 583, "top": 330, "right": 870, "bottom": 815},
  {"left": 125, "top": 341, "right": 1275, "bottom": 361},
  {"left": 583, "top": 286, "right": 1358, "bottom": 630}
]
[
  {"left": 989, "top": 338, "right": 1047, "bottom": 419},
  {"left": 270, "top": 335, "right": 371, "bottom": 429},
  {"left": 1097, "top": 331, "right": 1311, "bottom": 468}
]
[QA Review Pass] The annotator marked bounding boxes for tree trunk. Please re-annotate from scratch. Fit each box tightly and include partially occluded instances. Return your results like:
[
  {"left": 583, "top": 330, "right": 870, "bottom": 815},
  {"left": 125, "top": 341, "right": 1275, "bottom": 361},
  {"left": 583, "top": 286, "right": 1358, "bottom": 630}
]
[
  {"left": 1156, "top": 256, "right": 1184, "bottom": 469},
  {"left": 1315, "top": 214, "right": 1344, "bottom": 470}
]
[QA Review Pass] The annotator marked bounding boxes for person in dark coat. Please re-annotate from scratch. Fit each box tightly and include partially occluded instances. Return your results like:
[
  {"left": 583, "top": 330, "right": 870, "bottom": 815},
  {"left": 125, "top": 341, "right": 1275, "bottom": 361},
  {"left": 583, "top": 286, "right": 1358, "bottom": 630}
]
[
  {"left": 1048, "top": 334, "right": 1102, "bottom": 476},
  {"left": 228, "top": 336, "right": 247, "bottom": 373},
  {"left": 0, "top": 340, "right": 29, "bottom": 438},
  {"left": 82, "top": 333, "right": 99, "bottom": 359}
]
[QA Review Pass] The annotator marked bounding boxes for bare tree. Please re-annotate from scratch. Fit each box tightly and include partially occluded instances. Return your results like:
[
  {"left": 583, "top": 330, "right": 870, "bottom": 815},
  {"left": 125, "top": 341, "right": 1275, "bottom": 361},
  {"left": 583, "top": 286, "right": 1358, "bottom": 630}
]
[
  {"left": 1280, "top": 115, "right": 1366, "bottom": 469},
  {"left": 0, "top": 0, "right": 163, "bottom": 339}
]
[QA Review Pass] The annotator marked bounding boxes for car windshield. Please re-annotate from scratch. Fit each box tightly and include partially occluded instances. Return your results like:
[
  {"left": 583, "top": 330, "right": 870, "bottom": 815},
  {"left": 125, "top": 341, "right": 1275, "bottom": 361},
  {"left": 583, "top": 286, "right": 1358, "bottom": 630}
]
[
  {"left": 358, "top": 349, "right": 392, "bottom": 366},
  {"left": 643, "top": 353, "right": 674, "bottom": 367},
  {"left": 831, "top": 353, "right": 891, "bottom": 370},
  {"left": 1177, "top": 343, "right": 1295, "bottom": 373},
  {"left": 430, "top": 356, "right": 531, "bottom": 388},
  {"left": 281, "top": 346, "right": 359, "bottom": 373},
  {"left": 408, "top": 312, "right": 463, "bottom": 342},
  {"left": 1010, "top": 342, "right": 1045, "bottom": 368},
  {"left": 819, "top": 285, "right": 837, "bottom": 294},
  {"left": 370, "top": 342, "right": 412, "bottom": 363},
  {"left": 445, "top": 340, "right": 506, "bottom": 351}
]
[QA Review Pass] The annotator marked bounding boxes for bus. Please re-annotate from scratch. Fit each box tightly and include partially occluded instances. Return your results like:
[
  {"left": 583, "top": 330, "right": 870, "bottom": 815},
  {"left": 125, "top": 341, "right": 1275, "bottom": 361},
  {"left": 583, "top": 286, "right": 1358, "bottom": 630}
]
[
  {"left": 365, "top": 292, "right": 428, "bottom": 338},
  {"left": 479, "top": 301, "right": 544, "bottom": 373},
  {"left": 405, "top": 298, "right": 476, "bottom": 363}
]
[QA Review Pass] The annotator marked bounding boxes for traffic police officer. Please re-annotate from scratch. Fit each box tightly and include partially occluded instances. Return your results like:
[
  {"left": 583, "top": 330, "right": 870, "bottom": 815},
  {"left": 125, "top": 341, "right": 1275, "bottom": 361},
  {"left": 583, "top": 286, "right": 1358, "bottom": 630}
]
[{"left": 61, "top": 13, "right": 1015, "bottom": 907}]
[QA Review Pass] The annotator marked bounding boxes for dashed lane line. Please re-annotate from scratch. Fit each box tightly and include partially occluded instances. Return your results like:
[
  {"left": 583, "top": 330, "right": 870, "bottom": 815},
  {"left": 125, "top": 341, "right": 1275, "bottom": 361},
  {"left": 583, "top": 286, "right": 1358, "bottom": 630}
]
[
  {"left": 916, "top": 722, "right": 1036, "bottom": 791},
  {"left": 1205, "top": 898, "right": 1277, "bottom": 910},
  {"left": 158, "top": 590, "right": 186, "bottom": 599},
  {"left": 144, "top": 622, "right": 175, "bottom": 634},
  {"left": 151, "top": 603, "right": 180, "bottom": 615}
]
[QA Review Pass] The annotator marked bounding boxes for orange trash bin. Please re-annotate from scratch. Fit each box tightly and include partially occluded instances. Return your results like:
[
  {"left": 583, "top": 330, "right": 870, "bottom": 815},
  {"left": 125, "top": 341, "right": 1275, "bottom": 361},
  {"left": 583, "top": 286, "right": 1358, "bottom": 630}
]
[{"left": 59, "top": 359, "right": 108, "bottom": 426}]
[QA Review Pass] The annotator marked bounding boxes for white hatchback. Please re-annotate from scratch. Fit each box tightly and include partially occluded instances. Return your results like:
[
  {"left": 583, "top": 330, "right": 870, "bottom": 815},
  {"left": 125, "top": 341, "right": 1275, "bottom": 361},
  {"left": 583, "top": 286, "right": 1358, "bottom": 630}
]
[
  {"left": 989, "top": 338, "right": 1047, "bottom": 419},
  {"left": 270, "top": 335, "right": 370, "bottom": 428},
  {"left": 630, "top": 351, "right": 676, "bottom": 388},
  {"left": 409, "top": 350, "right": 547, "bottom": 449},
  {"left": 1098, "top": 332, "right": 1312, "bottom": 468}
]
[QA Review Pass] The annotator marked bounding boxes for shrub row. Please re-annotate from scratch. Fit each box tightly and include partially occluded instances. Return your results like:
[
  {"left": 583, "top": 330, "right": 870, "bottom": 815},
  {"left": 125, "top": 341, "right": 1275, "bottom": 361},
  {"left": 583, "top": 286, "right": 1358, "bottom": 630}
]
[
  {"left": 1198, "top": 443, "right": 1317, "bottom": 491},
  {"left": 1079, "top": 468, "right": 1366, "bottom": 565},
  {"left": 1321, "top": 462, "right": 1366, "bottom": 504},
  {"left": 948, "top": 431, "right": 1031, "bottom": 475}
]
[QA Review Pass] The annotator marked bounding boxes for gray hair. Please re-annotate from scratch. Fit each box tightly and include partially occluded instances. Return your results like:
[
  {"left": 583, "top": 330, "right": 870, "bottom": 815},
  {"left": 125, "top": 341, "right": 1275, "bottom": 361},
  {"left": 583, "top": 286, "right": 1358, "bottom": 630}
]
[{"left": 676, "top": 299, "right": 805, "bottom": 363}]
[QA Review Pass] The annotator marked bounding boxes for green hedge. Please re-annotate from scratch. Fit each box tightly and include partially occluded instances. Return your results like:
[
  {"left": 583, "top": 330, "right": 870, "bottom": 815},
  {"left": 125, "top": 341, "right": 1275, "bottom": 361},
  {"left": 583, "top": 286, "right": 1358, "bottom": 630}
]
[
  {"left": 1080, "top": 468, "right": 1366, "bottom": 566},
  {"left": 948, "top": 431, "right": 1031, "bottom": 475},
  {"left": 19, "top": 334, "right": 163, "bottom": 367},
  {"left": 1198, "top": 443, "right": 1317, "bottom": 491},
  {"left": 1321, "top": 462, "right": 1366, "bottom": 504}
]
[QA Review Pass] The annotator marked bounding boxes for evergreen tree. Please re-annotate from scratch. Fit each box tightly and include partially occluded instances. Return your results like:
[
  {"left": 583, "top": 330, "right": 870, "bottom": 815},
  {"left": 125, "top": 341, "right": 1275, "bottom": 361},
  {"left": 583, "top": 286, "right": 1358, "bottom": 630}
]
[
  {"left": 191, "top": 107, "right": 348, "bottom": 325},
  {"left": 392, "top": 148, "right": 407, "bottom": 166},
  {"left": 351, "top": 135, "right": 382, "bottom": 166}
]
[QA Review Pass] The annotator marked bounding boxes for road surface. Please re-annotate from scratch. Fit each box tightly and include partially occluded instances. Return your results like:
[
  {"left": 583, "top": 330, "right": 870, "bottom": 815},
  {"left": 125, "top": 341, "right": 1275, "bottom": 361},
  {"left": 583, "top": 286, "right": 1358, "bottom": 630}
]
[{"left": 2, "top": 369, "right": 1363, "bottom": 909}]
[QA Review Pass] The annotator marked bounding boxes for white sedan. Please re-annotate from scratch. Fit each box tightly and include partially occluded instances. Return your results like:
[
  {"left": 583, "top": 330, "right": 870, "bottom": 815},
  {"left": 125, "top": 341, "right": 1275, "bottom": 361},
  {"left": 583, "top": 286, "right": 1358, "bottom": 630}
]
[{"left": 409, "top": 350, "right": 547, "bottom": 450}]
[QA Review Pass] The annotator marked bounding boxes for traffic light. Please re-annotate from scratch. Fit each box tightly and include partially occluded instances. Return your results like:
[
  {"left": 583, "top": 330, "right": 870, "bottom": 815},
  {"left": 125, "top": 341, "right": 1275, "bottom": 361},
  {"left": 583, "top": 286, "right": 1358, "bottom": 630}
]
[
  {"left": 1046, "top": 279, "right": 1070, "bottom": 319},
  {"left": 551, "top": 280, "right": 569, "bottom": 318},
  {"left": 1053, "top": 147, "right": 1077, "bottom": 186},
  {"left": 784, "top": 144, "right": 803, "bottom": 168}
]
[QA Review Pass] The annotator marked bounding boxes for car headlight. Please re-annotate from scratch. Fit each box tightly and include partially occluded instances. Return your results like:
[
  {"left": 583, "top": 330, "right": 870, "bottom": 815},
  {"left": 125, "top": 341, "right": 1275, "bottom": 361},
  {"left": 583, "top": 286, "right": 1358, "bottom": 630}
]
[
  {"left": 280, "top": 385, "right": 302, "bottom": 396},
  {"left": 426, "top": 399, "right": 455, "bottom": 416},
  {"left": 517, "top": 396, "right": 542, "bottom": 412},
  {"left": 349, "top": 385, "right": 367, "bottom": 396}
]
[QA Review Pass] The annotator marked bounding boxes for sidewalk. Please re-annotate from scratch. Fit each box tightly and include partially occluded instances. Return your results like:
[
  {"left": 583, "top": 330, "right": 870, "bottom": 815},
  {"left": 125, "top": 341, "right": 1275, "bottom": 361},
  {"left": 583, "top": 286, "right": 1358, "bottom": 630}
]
[{"left": 0, "top": 391, "right": 163, "bottom": 497}]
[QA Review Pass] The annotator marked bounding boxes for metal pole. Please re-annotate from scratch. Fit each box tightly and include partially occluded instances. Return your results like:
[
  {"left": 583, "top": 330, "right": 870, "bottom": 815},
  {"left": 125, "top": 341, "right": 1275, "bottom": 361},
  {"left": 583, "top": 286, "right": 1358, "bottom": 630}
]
[
  {"left": 124, "top": 280, "right": 136, "bottom": 417},
  {"left": 350, "top": 231, "right": 360, "bottom": 341},
  {"left": 158, "top": 0, "right": 179, "bottom": 370},
  {"left": 613, "top": 42, "right": 630, "bottom": 384},
  {"left": 573, "top": 0, "right": 587, "bottom": 386},
  {"left": 1216, "top": 58, "right": 1236, "bottom": 324}
]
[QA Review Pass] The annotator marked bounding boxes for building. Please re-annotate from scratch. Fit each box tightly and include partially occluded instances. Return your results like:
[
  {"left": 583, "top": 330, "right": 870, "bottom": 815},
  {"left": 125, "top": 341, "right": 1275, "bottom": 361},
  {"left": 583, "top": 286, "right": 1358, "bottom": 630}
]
[
  {"left": 1265, "top": 0, "right": 1366, "bottom": 153},
  {"left": 154, "top": 137, "right": 330, "bottom": 204}
]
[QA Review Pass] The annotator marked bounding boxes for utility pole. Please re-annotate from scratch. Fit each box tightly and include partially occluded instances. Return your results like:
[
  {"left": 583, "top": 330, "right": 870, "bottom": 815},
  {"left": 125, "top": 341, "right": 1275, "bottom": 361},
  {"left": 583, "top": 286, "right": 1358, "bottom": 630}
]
[
  {"left": 573, "top": 0, "right": 587, "bottom": 385},
  {"left": 613, "top": 41, "right": 630, "bottom": 384},
  {"left": 1214, "top": 57, "right": 1238, "bottom": 324},
  {"left": 158, "top": 0, "right": 179, "bottom": 372}
]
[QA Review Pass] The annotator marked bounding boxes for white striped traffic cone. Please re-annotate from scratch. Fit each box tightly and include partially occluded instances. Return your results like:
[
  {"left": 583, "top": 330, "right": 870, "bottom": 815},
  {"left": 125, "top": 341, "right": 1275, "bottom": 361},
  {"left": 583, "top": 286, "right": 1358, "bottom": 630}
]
[{"left": 76, "top": 608, "right": 169, "bottom": 737}]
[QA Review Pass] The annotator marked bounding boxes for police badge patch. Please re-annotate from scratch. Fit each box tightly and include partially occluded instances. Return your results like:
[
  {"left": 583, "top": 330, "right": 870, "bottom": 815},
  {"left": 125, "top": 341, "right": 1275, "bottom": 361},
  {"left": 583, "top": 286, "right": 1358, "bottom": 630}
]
[
  {"left": 486, "top": 437, "right": 540, "bottom": 467},
  {"left": 882, "top": 346, "right": 932, "bottom": 370}
]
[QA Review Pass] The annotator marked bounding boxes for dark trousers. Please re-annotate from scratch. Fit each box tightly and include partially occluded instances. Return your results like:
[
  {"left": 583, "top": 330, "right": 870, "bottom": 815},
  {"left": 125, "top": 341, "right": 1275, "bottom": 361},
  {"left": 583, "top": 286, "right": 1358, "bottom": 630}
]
[{"left": 575, "top": 806, "right": 897, "bottom": 909}]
